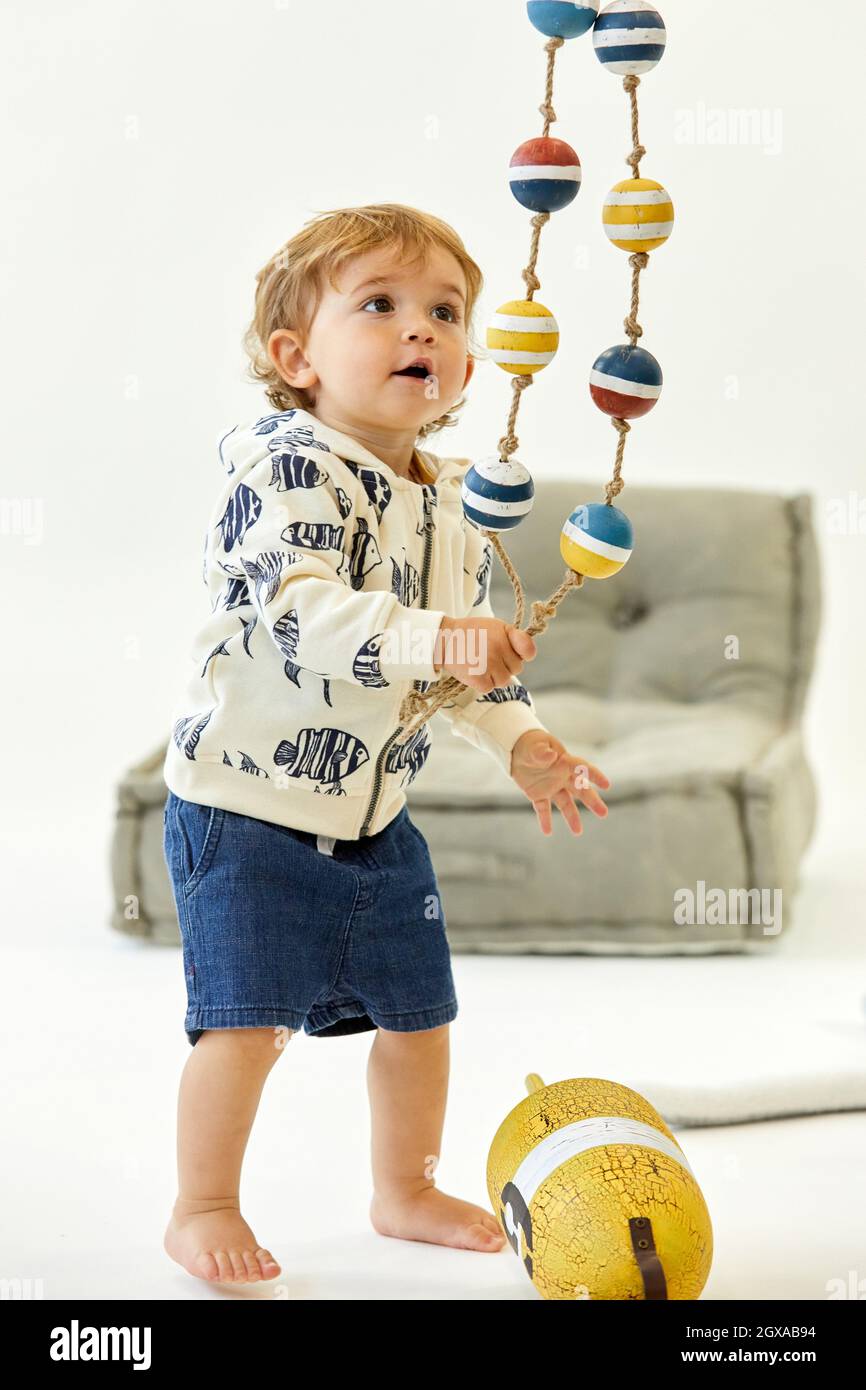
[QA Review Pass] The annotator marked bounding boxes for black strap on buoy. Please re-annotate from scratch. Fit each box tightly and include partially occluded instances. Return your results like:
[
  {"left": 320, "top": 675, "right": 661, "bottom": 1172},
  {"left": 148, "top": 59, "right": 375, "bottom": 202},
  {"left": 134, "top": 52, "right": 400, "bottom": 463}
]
[{"left": 629, "top": 1216, "right": 668, "bottom": 1299}]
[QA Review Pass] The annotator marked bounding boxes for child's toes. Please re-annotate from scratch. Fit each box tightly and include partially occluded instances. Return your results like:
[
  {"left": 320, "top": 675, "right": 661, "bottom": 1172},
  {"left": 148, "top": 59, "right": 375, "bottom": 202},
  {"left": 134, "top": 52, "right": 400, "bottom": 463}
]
[
  {"left": 480, "top": 1224, "right": 505, "bottom": 1246},
  {"left": 242, "top": 1251, "right": 263, "bottom": 1281},
  {"left": 195, "top": 1251, "right": 220, "bottom": 1281},
  {"left": 256, "top": 1248, "right": 281, "bottom": 1278},
  {"left": 213, "top": 1250, "right": 236, "bottom": 1281}
]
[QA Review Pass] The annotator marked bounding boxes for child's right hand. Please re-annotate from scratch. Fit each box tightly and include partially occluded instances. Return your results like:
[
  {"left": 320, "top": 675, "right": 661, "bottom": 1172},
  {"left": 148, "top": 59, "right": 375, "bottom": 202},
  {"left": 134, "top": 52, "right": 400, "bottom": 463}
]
[{"left": 433, "top": 616, "right": 537, "bottom": 693}]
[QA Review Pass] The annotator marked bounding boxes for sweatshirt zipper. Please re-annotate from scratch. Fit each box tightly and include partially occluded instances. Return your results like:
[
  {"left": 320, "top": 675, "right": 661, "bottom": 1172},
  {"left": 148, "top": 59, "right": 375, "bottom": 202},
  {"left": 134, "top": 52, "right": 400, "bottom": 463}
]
[{"left": 359, "top": 482, "right": 435, "bottom": 837}]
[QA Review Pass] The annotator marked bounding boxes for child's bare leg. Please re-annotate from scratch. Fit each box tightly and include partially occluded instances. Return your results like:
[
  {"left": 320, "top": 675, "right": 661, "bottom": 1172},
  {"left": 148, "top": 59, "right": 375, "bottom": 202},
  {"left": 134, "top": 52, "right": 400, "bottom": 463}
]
[
  {"left": 366, "top": 1024, "right": 505, "bottom": 1252},
  {"left": 164, "top": 1027, "right": 290, "bottom": 1283}
]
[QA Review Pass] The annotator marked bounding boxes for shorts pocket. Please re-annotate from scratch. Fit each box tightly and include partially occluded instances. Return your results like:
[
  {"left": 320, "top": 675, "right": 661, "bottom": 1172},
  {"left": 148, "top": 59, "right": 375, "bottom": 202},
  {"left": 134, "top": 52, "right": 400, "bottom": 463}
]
[{"left": 173, "top": 796, "right": 226, "bottom": 896}]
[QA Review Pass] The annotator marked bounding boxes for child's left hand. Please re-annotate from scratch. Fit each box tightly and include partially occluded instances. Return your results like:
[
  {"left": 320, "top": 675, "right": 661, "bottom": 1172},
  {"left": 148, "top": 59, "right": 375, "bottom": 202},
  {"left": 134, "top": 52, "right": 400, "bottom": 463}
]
[{"left": 509, "top": 730, "right": 611, "bottom": 836}]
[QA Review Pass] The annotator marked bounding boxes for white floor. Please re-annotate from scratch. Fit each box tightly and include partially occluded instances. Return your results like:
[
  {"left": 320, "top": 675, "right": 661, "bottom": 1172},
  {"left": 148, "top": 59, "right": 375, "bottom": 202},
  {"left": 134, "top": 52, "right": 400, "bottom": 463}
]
[{"left": 2, "top": 835, "right": 865, "bottom": 1302}]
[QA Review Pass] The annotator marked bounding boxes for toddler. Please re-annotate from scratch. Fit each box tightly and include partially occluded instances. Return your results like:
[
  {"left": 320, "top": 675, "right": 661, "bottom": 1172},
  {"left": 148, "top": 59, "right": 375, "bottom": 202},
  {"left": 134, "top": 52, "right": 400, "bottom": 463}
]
[{"left": 161, "top": 202, "right": 610, "bottom": 1285}]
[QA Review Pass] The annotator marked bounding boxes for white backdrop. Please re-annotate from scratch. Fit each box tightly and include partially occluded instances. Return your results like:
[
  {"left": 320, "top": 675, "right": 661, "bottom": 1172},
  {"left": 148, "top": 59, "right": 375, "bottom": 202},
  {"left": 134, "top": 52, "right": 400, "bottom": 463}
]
[{"left": 3, "top": 0, "right": 863, "bottom": 916}]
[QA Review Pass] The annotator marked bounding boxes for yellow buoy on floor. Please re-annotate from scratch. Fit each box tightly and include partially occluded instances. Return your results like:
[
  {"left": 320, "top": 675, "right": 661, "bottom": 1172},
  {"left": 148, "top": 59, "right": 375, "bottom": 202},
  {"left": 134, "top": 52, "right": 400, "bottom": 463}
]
[{"left": 487, "top": 1073, "right": 713, "bottom": 1300}]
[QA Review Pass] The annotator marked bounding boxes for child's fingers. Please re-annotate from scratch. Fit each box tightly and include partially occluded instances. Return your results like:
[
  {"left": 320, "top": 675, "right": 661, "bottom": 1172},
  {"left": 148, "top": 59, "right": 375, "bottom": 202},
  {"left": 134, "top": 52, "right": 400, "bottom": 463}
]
[
  {"left": 532, "top": 798, "right": 553, "bottom": 835},
  {"left": 553, "top": 790, "right": 583, "bottom": 836},
  {"left": 570, "top": 758, "right": 611, "bottom": 790},
  {"left": 506, "top": 626, "right": 537, "bottom": 661}
]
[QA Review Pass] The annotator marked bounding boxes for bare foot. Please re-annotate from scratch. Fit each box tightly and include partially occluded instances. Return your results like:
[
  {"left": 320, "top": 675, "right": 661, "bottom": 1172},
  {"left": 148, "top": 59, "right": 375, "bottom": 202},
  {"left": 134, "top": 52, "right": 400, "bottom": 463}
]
[
  {"left": 369, "top": 1185, "right": 506, "bottom": 1252},
  {"left": 164, "top": 1198, "right": 282, "bottom": 1283}
]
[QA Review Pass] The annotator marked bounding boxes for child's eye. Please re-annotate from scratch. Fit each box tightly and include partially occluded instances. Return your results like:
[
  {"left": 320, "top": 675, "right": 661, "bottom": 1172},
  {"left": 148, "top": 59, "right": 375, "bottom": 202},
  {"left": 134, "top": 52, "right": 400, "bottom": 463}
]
[{"left": 360, "top": 296, "right": 461, "bottom": 323}]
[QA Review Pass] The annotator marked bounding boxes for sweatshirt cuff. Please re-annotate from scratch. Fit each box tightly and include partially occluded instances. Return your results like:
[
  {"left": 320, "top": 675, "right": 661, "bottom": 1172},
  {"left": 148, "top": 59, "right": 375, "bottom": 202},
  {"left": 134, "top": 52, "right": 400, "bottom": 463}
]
[
  {"left": 444, "top": 698, "right": 549, "bottom": 778},
  {"left": 376, "top": 606, "right": 446, "bottom": 682}
]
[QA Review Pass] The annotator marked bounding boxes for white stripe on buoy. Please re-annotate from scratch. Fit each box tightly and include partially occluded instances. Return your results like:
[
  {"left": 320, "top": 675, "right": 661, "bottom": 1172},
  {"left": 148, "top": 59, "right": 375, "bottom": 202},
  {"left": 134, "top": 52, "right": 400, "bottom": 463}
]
[
  {"left": 604, "top": 188, "right": 671, "bottom": 206},
  {"left": 508, "top": 164, "right": 582, "bottom": 182},
  {"left": 563, "top": 516, "right": 631, "bottom": 561},
  {"left": 488, "top": 313, "right": 559, "bottom": 334},
  {"left": 509, "top": 1115, "right": 694, "bottom": 1209},
  {"left": 462, "top": 489, "right": 534, "bottom": 518},
  {"left": 488, "top": 348, "right": 558, "bottom": 366},
  {"left": 594, "top": 26, "right": 667, "bottom": 48},
  {"left": 589, "top": 368, "right": 661, "bottom": 398},
  {"left": 605, "top": 220, "right": 674, "bottom": 240}
]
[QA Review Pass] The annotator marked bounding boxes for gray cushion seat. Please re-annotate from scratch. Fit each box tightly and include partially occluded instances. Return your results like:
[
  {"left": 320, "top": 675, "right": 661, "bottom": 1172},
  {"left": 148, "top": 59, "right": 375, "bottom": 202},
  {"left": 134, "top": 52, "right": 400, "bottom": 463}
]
[{"left": 110, "top": 478, "right": 820, "bottom": 955}]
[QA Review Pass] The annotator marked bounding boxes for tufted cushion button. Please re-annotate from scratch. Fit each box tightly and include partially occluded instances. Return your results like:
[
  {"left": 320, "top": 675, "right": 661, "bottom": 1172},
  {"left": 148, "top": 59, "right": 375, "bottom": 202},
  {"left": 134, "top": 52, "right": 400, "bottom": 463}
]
[{"left": 612, "top": 597, "right": 649, "bottom": 628}]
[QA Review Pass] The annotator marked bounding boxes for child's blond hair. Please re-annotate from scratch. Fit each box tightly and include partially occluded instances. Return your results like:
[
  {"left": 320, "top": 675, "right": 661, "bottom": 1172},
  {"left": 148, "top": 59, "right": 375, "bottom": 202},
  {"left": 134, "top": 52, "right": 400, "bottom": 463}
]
[{"left": 242, "top": 202, "right": 484, "bottom": 440}]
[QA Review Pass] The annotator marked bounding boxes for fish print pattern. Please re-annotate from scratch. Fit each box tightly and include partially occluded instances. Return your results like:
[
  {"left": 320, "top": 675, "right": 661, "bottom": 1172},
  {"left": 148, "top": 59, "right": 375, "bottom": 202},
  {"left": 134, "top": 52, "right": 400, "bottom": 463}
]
[
  {"left": 342, "top": 462, "right": 392, "bottom": 523},
  {"left": 269, "top": 451, "right": 329, "bottom": 491},
  {"left": 272, "top": 610, "right": 333, "bottom": 707},
  {"left": 217, "top": 425, "right": 239, "bottom": 475},
  {"left": 352, "top": 635, "right": 391, "bottom": 689},
  {"left": 240, "top": 550, "right": 300, "bottom": 606},
  {"left": 201, "top": 639, "right": 230, "bottom": 678},
  {"left": 215, "top": 574, "right": 250, "bottom": 613},
  {"left": 390, "top": 554, "right": 420, "bottom": 607},
  {"left": 281, "top": 520, "right": 345, "bottom": 551},
  {"left": 273, "top": 726, "right": 370, "bottom": 796},
  {"left": 172, "top": 711, "right": 213, "bottom": 760},
  {"left": 254, "top": 412, "right": 332, "bottom": 454},
  {"left": 479, "top": 683, "right": 531, "bottom": 705},
  {"left": 238, "top": 751, "right": 270, "bottom": 777},
  {"left": 348, "top": 518, "right": 382, "bottom": 589},
  {"left": 385, "top": 724, "right": 431, "bottom": 787},
  {"left": 335, "top": 486, "right": 352, "bottom": 519},
  {"left": 216, "top": 483, "right": 262, "bottom": 553}
]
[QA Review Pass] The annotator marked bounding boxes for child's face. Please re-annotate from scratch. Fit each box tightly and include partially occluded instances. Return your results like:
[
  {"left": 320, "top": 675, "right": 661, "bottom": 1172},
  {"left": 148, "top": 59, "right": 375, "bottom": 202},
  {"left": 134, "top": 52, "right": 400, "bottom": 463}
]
[{"left": 268, "top": 243, "right": 475, "bottom": 437}]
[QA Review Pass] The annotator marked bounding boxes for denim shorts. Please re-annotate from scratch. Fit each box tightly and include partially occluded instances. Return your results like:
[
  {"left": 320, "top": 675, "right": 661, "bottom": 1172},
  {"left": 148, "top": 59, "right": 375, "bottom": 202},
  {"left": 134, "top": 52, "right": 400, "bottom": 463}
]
[{"left": 162, "top": 790, "right": 458, "bottom": 1046}]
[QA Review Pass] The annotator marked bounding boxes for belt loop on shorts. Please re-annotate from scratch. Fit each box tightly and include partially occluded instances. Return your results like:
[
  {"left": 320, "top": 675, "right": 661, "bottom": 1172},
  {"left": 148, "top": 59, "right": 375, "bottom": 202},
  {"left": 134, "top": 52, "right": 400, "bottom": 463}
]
[{"left": 316, "top": 834, "right": 337, "bottom": 856}]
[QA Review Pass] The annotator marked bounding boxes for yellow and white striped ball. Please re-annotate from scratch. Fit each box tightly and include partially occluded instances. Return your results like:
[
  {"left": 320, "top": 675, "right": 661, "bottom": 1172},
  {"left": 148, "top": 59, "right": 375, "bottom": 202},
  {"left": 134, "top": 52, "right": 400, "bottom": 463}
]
[
  {"left": 560, "top": 501, "right": 633, "bottom": 578},
  {"left": 487, "top": 1074, "right": 714, "bottom": 1301},
  {"left": 486, "top": 298, "right": 559, "bottom": 375},
  {"left": 602, "top": 176, "right": 674, "bottom": 251}
]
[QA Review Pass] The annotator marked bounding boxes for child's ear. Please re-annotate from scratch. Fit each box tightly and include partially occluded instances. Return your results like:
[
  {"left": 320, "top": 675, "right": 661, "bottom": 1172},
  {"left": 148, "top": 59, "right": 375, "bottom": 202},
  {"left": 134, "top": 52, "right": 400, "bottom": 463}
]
[
  {"left": 463, "top": 356, "right": 475, "bottom": 390},
  {"left": 268, "top": 328, "right": 317, "bottom": 392}
]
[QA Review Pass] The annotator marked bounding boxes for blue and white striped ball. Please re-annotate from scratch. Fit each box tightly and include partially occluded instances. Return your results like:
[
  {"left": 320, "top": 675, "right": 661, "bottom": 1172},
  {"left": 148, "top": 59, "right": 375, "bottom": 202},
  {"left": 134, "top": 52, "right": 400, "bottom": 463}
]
[
  {"left": 593, "top": 0, "right": 667, "bottom": 76},
  {"left": 589, "top": 343, "right": 662, "bottom": 419},
  {"left": 510, "top": 136, "right": 582, "bottom": 214},
  {"left": 461, "top": 457, "right": 535, "bottom": 534},
  {"left": 560, "top": 502, "right": 633, "bottom": 579},
  {"left": 527, "top": 1, "right": 599, "bottom": 39}
]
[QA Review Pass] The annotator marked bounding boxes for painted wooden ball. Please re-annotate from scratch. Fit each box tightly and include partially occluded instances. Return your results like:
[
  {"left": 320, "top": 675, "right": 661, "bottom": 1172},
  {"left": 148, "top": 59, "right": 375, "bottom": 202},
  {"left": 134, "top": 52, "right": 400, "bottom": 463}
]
[
  {"left": 527, "top": 1, "right": 599, "bottom": 40},
  {"left": 602, "top": 177, "right": 674, "bottom": 251},
  {"left": 487, "top": 1074, "right": 713, "bottom": 1300},
  {"left": 590, "top": 343, "right": 662, "bottom": 418},
  {"left": 486, "top": 299, "right": 559, "bottom": 375},
  {"left": 593, "top": 0, "right": 667, "bottom": 75},
  {"left": 461, "top": 456, "right": 535, "bottom": 533},
  {"left": 560, "top": 501, "right": 633, "bottom": 578},
  {"left": 510, "top": 137, "right": 582, "bottom": 214}
]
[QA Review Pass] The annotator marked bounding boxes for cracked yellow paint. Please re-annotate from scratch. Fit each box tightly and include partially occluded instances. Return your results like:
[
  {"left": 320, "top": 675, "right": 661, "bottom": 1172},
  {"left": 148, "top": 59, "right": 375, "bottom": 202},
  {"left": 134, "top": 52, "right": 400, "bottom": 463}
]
[{"left": 486, "top": 1075, "right": 713, "bottom": 1301}]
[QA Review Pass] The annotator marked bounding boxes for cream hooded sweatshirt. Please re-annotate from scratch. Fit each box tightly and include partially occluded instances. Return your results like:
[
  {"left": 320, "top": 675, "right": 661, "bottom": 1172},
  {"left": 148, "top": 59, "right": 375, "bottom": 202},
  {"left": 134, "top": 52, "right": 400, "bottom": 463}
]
[{"left": 162, "top": 406, "right": 548, "bottom": 838}]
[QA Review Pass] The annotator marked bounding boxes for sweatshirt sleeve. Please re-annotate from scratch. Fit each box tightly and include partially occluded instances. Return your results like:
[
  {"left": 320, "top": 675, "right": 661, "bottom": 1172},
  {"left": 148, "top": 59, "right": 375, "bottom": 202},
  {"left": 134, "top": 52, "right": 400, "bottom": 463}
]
[
  {"left": 214, "top": 451, "right": 446, "bottom": 686},
  {"left": 432, "top": 537, "right": 549, "bottom": 777}
]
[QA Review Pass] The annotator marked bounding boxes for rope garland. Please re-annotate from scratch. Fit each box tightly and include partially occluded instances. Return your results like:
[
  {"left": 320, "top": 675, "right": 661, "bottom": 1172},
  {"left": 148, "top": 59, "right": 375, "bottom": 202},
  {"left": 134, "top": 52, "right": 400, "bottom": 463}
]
[{"left": 398, "top": 12, "right": 665, "bottom": 742}]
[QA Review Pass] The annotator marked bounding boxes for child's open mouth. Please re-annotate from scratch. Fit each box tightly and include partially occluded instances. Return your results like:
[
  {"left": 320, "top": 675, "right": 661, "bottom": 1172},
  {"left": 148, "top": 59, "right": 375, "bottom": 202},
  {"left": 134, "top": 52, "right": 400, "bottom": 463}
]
[{"left": 392, "top": 360, "right": 433, "bottom": 380}]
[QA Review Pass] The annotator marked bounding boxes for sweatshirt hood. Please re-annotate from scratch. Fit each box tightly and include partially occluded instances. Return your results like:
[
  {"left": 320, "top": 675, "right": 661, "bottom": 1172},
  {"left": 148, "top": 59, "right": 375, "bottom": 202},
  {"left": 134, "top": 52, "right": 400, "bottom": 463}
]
[{"left": 217, "top": 406, "right": 470, "bottom": 492}]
